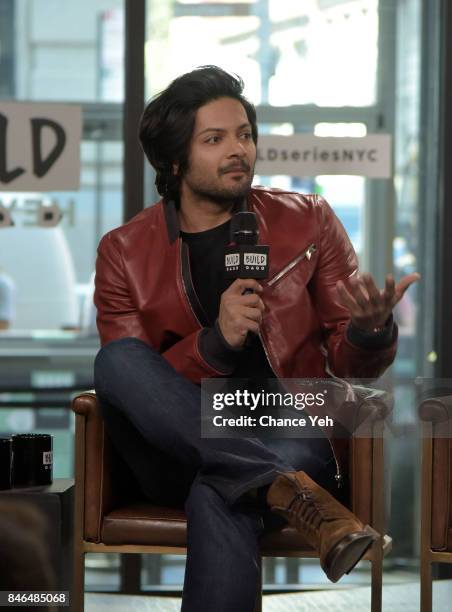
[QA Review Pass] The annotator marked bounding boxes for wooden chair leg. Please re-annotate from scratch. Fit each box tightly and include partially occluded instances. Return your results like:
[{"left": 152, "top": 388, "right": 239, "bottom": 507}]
[
  {"left": 72, "top": 547, "right": 85, "bottom": 612},
  {"left": 419, "top": 431, "right": 433, "bottom": 612},
  {"left": 370, "top": 541, "right": 383, "bottom": 612},
  {"left": 420, "top": 556, "right": 432, "bottom": 612},
  {"left": 253, "top": 556, "right": 263, "bottom": 612}
]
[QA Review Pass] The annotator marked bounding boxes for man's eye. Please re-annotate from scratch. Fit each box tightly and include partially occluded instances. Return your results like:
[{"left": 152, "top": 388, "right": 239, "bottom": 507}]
[
  {"left": 206, "top": 135, "right": 220, "bottom": 144},
  {"left": 240, "top": 132, "right": 252, "bottom": 140}
]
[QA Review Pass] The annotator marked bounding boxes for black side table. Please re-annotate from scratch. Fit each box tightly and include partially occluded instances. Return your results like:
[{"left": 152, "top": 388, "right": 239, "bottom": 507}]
[{"left": 0, "top": 478, "right": 74, "bottom": 593}]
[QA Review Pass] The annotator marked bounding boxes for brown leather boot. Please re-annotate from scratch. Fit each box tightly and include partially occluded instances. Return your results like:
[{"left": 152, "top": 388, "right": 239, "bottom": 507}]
[{"left": 266, "top": 470, "right": 379, "bottom": 582}]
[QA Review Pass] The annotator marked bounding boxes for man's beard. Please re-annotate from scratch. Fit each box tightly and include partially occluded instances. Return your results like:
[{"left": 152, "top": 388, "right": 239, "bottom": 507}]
[
  {"left": 182, "top": 164, "right": 254, "bottom": 207},
  {"left": 191, "top": 181, "right": 252, "bottom": 207}
]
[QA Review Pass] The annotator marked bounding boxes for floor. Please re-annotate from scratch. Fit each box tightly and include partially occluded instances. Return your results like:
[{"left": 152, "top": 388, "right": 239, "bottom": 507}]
[{"left": 85, "top": 580, "right": 451, "bottom": 611}]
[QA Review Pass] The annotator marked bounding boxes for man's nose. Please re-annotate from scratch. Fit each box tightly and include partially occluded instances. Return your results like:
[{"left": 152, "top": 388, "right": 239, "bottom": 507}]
[{"left": 227, "top": 138, "right": 247, "bottom": 157}]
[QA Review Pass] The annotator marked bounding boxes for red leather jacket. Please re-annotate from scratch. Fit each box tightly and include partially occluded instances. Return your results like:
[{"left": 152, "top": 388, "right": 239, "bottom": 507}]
[{"left": 94, "top": 187, "right": 397, "bottom": 382}]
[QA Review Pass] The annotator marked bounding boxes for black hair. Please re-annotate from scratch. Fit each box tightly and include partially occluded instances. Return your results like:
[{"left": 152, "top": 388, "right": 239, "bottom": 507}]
[{"left": 138, "top": 65, "right": 258, "bottom": 199}]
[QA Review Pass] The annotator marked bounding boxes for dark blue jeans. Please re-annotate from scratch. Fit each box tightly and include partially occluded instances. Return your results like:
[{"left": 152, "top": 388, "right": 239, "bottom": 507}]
[{"left": 94, "top": 337, "right": 337, "bottom": 612}]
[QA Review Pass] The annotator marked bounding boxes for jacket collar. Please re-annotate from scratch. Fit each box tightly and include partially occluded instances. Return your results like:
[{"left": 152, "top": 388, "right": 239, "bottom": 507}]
[
  {"left": 163, "top": 198, "right": 180, "bottom": 244},
  {"left": 163, "top": 194, "right": 251, "bottom": 245}
]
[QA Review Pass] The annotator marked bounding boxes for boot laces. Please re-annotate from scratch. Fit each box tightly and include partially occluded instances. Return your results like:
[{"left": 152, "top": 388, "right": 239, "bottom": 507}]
[{"left": 286, "top": 487, "right": 325, "bottom": 530}]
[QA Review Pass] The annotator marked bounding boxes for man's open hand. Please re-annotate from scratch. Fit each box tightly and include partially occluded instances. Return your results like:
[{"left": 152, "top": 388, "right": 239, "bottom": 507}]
[{"left": 336, "top": 272, "right": 420, "bottom": 332}]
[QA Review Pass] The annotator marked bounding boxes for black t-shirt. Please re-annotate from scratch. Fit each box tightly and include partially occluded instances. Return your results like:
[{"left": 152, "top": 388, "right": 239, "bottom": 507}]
[
  {"left": 180, "top": 220, "right": 231, "bottom": 327},
  {"left": 180, "top": 220, "right": 275, "bottom": 382}
]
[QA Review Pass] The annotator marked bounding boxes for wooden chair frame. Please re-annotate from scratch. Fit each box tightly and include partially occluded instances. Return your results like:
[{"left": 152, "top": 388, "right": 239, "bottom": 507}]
[{"left": 420, "top": 410, "right": 452, "bottom": 612}]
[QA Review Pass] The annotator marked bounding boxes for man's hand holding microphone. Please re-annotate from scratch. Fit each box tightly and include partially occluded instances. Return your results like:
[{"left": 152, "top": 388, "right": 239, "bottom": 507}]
[
  {"left": 217, "top": 279, "right": 265, "bottom": 348},
  {"left": 219, "top": 208, "right": 269, "bottom": 349}
]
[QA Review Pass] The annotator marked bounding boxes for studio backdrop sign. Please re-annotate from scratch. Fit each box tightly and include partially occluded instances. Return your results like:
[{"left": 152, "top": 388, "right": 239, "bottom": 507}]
[
  {"left": 256, "top": 134, "right": 392, "bottom": 178},
  {"left": 0, "top": 102, "right": 82, "bottom": 191}
]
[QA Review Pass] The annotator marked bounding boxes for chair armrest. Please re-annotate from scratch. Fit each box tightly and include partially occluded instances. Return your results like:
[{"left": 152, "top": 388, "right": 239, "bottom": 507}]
[
  {"left": 344, "top": 392, "right": 391, "bottom": 433},
  {"left": 72, "top": 390, "right": 97, "bottom": 416},
  {"left": 349, "top": 397, "right": 389, "bottom": 531},
  {"left": 419, "top": 395, "right": 452, "bottom": 425},
  {"left": 356, "top": 397, "right": 391, "bottom": 422},
  {"left": 419, "top": 395, "right": 452, "bottom": 550},
  {"left": 72, "top": 391, "right": 115, "bottom": 543}
]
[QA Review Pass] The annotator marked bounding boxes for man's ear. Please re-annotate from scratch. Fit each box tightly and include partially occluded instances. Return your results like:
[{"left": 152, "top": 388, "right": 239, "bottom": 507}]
[{"left": 172, "top": 162, "right": 179, "bottom": 175}]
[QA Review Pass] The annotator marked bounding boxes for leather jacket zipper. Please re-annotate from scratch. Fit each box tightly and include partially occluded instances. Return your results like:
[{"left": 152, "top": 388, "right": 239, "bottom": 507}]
[
  {"left": 330, "top": 441, "right": 343, "bottom": 488},
  {"left": 259, "top": 324, "right": 343, "bottom": 489},
  {"left": 260, "top": 242, "right": 343, "bottom": 489},
  {"left": 323, "top": 356, "right": 353, "bottom": 489},
  {"left": 257, "top": 328, "right": 278, "bottom": 377},
  {"left": 267, "top": 243, "right": 317, "bottom": 288},
  {"left": 179, "top": 240, "right": 208, "bottom": 328},
  {"left": 260, "top": 242, "right": 317, "bottom": 372}
]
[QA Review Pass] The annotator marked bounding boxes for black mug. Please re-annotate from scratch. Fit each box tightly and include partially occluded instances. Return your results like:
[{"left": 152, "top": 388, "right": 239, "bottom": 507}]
[
  {"left": 11, "top": 434, "right": 53, "bottom": 487},
  {"left": 0, "top": 437, "right": 12, "bottom": 489}
]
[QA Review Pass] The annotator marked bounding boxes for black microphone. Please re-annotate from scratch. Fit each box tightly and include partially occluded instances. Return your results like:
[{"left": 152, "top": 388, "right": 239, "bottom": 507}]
[
  {"left": 225, "top": 211, "right": 269, "bottom": 289},
  {"left": 224, "top": 209, "right": 269, "bottom": 345}
]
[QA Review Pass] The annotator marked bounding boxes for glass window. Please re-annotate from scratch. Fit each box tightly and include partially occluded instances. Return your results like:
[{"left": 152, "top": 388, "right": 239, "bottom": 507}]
[
  {"left": 146, "top": 0, "right": 378, "bottom": 106},
  {"left": 0, "top": 0, "right": 125, "bottom": 584},
  {"left": 15, "top": 0, "right": 124, "bottom": 103},
  {"left": 1, "top": 0, "right": 124, "bottom": 333},
  {"left": 268, "top": 0, "right": 379, "bottom": 106}
]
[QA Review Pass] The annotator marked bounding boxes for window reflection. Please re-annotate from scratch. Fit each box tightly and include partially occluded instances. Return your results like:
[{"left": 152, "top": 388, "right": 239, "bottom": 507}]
[
  {"left": 0, "top": 138, "right": 122, "bottom": 333},
  {"left": 148, "top": 0, "right": 378, "bottom": 106}
]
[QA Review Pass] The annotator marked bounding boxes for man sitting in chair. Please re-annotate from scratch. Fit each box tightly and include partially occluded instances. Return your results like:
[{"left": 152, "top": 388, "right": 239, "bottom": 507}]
[{"left": 94, "top": 65, "right": 419, "bottom": 612}]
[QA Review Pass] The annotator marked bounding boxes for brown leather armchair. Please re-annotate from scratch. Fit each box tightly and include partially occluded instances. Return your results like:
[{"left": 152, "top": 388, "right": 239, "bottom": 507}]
[
  {"left": 419, "top": 395, "right": 452, "bottom": 612},
  {"left": 72, "top": 391, "right": 392, "bottom": 612}
]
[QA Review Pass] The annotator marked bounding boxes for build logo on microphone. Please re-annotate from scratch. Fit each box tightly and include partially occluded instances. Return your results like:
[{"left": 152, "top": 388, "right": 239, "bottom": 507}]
[
  {"left": 244, "top": 253, "right": 267, "bottom": 270},
  {"left": 225, "top": 253, "right": 240, "bottom": 271}
]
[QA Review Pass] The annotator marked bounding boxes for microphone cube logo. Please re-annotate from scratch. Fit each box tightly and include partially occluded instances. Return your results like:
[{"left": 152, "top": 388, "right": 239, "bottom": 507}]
[
  {"left": 42, "top": 451, "right": 53, "bottom": 465},
  {"left": 244, "top": 252, "right": 267, "bottom": 270},
  {"left": 225, "top": 253, "right": 240, "bottom": 270}
]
